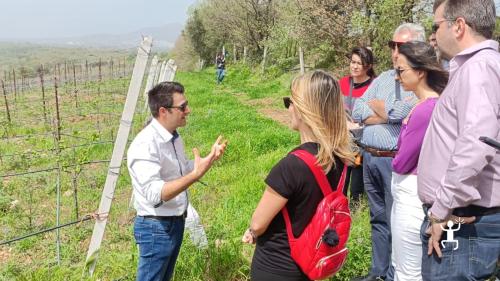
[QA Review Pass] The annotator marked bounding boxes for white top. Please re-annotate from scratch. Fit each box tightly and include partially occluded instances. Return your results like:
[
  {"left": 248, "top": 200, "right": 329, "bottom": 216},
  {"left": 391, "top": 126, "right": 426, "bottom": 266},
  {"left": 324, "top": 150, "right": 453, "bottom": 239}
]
[{"left": 127, "top": 118, "right": 193, "bottom": 216}]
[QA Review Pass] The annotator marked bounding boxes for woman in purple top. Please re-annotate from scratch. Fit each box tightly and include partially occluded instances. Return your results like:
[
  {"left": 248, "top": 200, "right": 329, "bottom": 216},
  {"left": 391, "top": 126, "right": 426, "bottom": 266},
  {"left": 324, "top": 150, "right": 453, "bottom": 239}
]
[{"left": 390, "top": 41, "right": 448, "bottom": 281}]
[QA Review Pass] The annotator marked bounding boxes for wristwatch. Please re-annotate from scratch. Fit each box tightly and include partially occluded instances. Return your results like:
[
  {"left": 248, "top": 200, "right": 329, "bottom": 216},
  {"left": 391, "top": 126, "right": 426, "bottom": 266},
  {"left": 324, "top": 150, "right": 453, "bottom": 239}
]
[{"left": 428, "top": 211, "right": 447, "bottom": 224}]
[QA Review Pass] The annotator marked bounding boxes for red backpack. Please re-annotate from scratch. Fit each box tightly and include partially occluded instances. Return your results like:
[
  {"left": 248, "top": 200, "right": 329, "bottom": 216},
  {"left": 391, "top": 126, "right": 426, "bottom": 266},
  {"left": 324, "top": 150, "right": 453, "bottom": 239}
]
[{"left": 282, "top": 149, "right": 351, "bottom": 280}]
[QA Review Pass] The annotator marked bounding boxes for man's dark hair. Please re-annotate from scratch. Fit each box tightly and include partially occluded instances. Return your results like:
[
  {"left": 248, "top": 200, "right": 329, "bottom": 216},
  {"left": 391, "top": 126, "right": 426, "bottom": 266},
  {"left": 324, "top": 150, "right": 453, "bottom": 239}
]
[
  {"left": 148, "top": 81, "right": 185, "bottom": 117},
  {"left": 433, "top": 0, "right": 447, "bottom": 12},
  {"left": 434, "top": 0, "right": 496, "bottom": 39}
]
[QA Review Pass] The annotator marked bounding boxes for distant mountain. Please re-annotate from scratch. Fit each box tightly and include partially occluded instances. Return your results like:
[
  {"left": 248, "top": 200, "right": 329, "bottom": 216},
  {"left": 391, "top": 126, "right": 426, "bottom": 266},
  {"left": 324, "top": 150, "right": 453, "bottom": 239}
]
[{"left": 2, "top": 23, "right": 183, "bottom": 51}]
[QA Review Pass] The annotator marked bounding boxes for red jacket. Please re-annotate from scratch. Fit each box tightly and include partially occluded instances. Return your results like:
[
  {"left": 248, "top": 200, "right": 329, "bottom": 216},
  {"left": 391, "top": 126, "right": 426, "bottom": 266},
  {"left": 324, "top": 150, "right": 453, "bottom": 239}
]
[{"left": 338, "top": 75, "right": 372, "bottom": 98}]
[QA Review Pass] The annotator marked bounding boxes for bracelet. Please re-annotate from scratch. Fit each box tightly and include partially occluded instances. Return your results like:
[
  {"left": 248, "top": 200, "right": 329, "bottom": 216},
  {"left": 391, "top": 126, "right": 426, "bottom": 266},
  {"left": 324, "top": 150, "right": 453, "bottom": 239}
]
[{"left": 427, "top": 211, "right": 447, "bottom": 224}]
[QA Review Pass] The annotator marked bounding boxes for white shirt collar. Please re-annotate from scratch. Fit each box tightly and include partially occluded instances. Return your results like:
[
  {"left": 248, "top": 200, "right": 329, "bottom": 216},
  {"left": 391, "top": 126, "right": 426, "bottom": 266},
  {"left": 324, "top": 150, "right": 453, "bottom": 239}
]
[{"left": 150, "top": 118, "right": 174, "bottom": 142}]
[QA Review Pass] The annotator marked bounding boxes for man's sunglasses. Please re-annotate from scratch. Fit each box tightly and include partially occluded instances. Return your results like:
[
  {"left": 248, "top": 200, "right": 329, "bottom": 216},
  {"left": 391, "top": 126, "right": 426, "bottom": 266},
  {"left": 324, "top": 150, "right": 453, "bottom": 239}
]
[
  {"left": 432, "top": 19, "right": 453, "bottom": 33},
  {"left": 166, "top": 101, "right": 189, "bottom": 112},
  {"left": 283, "top": 97, "right": 293, "bottom": 109},
  {"left": 388, "top": 40, "right": 405, "bottom": 50}
]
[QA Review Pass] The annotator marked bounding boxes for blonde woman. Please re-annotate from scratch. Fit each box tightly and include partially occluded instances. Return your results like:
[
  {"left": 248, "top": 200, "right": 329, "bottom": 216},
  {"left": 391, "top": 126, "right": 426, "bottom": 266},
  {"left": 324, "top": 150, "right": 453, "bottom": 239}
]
[{"left": 242, "top": 70, "right": 355, "bottom": 281}]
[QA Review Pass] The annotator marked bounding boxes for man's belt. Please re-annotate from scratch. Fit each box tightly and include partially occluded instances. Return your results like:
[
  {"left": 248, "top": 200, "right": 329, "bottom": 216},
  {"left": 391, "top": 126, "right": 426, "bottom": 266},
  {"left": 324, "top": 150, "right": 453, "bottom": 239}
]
[
  {"left": 423, "top": 203, "right": 500, "bottom": 218},
  {"left": 453, "top": 205, "right": 500, "bottom": 217},
  {"left": 363, "top": 146, "right": 397, "bottom": 158},
  {"left": 139, "top": 210, "right": 187, "bottom": 221}
]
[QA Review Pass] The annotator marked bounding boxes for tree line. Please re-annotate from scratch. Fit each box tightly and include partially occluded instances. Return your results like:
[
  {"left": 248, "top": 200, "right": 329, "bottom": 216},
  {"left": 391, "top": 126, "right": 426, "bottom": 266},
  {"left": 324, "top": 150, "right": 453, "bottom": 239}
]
[{"left": 171, "top": 0, "right": 500, "bottom": 73}]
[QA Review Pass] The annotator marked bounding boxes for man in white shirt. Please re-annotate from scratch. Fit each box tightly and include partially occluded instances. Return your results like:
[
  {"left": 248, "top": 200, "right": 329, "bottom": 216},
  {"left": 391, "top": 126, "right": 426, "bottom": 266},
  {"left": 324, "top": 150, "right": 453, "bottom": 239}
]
[{"left": 127, "top": 81, "right": 226, "bottom": 281}]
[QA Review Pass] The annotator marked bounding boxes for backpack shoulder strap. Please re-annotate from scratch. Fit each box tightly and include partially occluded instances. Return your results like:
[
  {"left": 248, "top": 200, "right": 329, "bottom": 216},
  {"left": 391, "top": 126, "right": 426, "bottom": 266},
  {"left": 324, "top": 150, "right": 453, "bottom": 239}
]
[
  {"left": 282, "top": 149, "right": 348, "bottom": 239},
  {"left": 281, "top": 149, "right": 347, "bottom": 239},
  {"left": 291, "top": 149, "right": 347, "bottom": 196}
]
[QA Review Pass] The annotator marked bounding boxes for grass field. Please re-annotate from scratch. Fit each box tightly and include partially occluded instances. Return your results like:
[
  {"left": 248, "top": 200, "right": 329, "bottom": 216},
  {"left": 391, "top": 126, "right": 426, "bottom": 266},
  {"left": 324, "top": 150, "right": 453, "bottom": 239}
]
[{"left": 0, "top": 64, "right": 371, "bottom": 280}]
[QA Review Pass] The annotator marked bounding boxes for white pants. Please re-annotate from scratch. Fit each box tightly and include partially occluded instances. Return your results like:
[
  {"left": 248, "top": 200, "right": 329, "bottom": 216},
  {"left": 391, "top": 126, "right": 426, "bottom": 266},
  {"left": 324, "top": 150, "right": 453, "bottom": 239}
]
[{"left": 390, "top": 173, "right": 424, "bottom": 281}]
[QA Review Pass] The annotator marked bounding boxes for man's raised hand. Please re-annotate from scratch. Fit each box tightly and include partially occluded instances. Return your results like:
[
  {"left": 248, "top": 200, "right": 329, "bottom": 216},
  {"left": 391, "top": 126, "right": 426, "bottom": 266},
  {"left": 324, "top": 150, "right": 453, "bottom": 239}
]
[{"left": 192, "top": 136, "right": 227, "bottom": 179}]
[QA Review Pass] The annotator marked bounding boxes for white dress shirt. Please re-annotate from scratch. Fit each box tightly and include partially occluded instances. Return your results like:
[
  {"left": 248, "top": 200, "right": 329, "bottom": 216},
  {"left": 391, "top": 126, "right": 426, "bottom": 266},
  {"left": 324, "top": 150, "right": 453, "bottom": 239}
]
[{"left": 127, "top": 118, "right": 194, "bottom": 216}]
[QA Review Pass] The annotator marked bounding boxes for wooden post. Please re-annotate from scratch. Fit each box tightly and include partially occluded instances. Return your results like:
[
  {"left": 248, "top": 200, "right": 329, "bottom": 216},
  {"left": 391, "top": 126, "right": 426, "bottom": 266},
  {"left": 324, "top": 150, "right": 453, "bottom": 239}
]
[
  {"left": 64, "top": 61, "right": 68, "bottom": 85},
  {"left": 261, "top": 46, "right": 268, "bottom": 73},
  {"left": 57, "top": 64, "right": 62, "bottom": 82},
  {"left": 142, "top": 56, "right": 159, "bottom": 110},
  {"left": 39, "top": 65, "right": 48, "bottom": 125},
  {"left": 165, "top": 59, "right": 177, "bottom": 82},
  {"left": 85, "top": 37, "right": 153, "bottom": 276},
  {"left": 72, "top": 147, "right": 80, "bottom": 220},
  {"left": 20, "top": 74, "right": 24, "bottom": 95},
  {"left": 233, "top": 44, "right": 237, "bottom": 62},
  {"left": 73, "top": 63, "right": 78, "bottom": 108},
  {"left": 109, "top": 59, "right": 113, "bottom": 79},
  {"left": 98, "top": 59, "right": 102, "bottom": 95},
  {"left": 198, "top": 58, "right": 204, "bottom": 71},
  {"left": 85, "top": 60, "right": 89, "bottom": 82},
  {"left": 299, "top": 46, "right": 305, "bottom": 74},
  {"left": 1, "top": 80, "right": 11, "bottom": 124},
  {"left": 158, "top": 61, "right": 167, "bottom": 83},
  {"left": 12, "top": 69, "right": 17, "bottom": 101},
  {"left": 53, "top": 75, "right": 61, "bottom": 141},
  {"left": 153, "top": 61, "right": 162, "bottom": 84},
  {"left": 243, "top": 46, "right": 247, "bottom": 63}
]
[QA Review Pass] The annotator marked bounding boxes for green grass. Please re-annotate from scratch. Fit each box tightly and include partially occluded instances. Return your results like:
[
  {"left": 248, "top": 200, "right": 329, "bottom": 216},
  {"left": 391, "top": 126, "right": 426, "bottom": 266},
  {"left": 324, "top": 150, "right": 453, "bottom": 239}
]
[{"left": 0, "top": 65, "right": 371, "bottom": 280}]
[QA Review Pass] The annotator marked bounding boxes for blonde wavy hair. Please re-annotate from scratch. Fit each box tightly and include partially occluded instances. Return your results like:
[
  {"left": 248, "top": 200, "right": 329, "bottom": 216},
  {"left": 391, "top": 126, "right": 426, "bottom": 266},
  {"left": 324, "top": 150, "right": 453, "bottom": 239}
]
[{"left": 291, "top": 70, "right": 356, "bottom": 170}]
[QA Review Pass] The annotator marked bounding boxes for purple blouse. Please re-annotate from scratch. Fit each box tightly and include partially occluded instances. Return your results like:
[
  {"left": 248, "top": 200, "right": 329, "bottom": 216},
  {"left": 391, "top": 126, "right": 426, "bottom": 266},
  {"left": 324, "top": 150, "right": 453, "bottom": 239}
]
[{"left": 392, "top": 98, "right": 437, "bottom": 174}]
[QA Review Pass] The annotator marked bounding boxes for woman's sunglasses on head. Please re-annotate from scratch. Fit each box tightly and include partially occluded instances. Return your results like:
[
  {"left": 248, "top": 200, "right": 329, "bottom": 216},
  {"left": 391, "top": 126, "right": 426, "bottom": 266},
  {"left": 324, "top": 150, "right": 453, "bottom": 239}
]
[{"left": 283, "top": 97, "right": 293, "bottom": 109}]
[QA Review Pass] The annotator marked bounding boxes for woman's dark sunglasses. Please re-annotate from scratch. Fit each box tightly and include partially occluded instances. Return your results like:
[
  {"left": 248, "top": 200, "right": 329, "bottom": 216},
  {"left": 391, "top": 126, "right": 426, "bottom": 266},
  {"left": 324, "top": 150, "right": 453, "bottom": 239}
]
[
  {"left": 283, "top": 97, "right": 293, "bottom": 109},
  {"left": 166, "top": 101, "right": 189, "bottom": 112},
  {"left": 388, "top": 40, "right": 405, "bottom": 50}
]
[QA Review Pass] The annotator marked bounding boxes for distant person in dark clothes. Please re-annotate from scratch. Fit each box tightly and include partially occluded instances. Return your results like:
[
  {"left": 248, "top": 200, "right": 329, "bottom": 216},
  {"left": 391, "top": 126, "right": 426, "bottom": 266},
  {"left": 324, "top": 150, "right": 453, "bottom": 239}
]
[
  {"left": 242, "top": 70, "right": 355, "bottom": 281},
  {"left": 338, "top": 46, "right": 376, "bottom": 205},
  {"left": 215, "top": 53, "right": 225, "bottom": 84}
]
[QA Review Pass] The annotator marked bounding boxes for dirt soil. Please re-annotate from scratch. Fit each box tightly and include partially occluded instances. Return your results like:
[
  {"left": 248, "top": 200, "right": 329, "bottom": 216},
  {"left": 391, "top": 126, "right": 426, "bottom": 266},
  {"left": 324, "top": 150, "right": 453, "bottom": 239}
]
[{"left": 235, "top": 95, "right": 290, "bottom": 127}]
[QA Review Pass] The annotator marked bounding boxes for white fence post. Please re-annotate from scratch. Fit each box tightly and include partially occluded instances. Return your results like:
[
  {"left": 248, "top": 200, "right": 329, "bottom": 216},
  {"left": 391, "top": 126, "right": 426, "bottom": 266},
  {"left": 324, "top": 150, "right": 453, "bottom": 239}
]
[
  {"left": 299, "top": 46, "right": 305, "bottom": 74},
  {"left": 85, "top": 36, "right": 153, "bottom": 276}
]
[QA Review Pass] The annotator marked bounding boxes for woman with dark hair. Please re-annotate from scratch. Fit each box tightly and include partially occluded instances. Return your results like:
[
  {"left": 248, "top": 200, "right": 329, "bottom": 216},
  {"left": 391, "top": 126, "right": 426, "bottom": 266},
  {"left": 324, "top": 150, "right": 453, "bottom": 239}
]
[
  {"left": 242, "top": 70, "right": 356, "bottom": 281},
  {"left": 338, "top": 47, "right": 376, "bottom": 205},
  {"left": 390, "top": 41, "right": 448, "bottom": 281}
]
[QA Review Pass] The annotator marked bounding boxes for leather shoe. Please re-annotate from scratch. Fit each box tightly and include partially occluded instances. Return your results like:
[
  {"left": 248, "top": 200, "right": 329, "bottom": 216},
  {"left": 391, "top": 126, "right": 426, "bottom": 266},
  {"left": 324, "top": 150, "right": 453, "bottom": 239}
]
[{"left": 350, "top": 275, "right": 385, "bottom": 281}]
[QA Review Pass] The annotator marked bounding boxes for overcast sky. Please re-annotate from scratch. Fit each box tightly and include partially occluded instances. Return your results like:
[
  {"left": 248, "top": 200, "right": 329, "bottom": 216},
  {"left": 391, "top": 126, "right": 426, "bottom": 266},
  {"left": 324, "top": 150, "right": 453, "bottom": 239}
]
[
  {"left": 0, "top": 0, "right": 498, "bottom": 40},
  {"left": 0, "top": 0, "right": 197, "bottom": 39}
]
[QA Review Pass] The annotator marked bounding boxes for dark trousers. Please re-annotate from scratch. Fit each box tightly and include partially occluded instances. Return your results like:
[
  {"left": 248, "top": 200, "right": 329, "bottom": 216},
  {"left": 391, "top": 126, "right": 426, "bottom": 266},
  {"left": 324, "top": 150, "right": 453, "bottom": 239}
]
[
  {"left": 363, "top": 151, "right": 394, "bottom": 280},
  {"left": 349, "top": 165, "right": 364, "bottom": 202}
]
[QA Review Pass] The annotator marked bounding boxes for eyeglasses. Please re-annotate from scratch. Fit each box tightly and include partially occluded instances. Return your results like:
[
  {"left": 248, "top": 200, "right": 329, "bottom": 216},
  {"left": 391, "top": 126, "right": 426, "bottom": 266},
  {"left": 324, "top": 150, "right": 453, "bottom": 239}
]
[
  {"left": 395, "top": 67, "right": 411, "bottom": 77},
  {"left": 388, "top": 40, "right": 405, "bottom": 50},
  {"left": 166, "top": 101, "right": 189, "bottom": 112},
  {"left": 283, "top": 97, "right": 293, "bottom": 109},
  {"left": 432, "top": 19, "right": 453, "bottom": 33}
]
